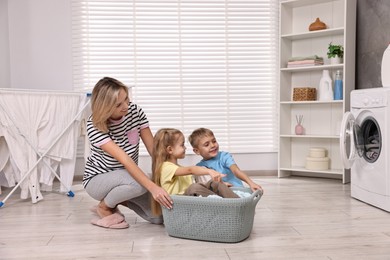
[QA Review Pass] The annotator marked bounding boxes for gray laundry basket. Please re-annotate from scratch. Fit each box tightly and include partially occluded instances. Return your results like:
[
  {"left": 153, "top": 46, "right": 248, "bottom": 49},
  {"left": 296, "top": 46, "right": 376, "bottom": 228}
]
[{"left": 162, "top": 187, "right": 262, "bottom": 243}]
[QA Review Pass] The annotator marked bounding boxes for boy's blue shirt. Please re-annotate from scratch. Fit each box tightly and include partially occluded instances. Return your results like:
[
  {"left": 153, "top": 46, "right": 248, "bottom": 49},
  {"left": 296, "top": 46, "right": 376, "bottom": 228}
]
[{"left": 196, "top": 151, "right": 243, "bottom": 187}]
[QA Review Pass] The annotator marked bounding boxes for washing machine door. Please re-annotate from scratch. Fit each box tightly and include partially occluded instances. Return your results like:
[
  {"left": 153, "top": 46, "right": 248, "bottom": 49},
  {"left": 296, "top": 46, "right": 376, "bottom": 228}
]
[{"left": 340, "top": 112, "right": 364, "bottom": 169}]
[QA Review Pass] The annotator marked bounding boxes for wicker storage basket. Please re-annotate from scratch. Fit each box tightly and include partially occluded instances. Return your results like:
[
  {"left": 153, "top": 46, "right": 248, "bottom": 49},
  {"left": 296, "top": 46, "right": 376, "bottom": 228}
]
[
  {"left": 162, "top": 187, "right": 262, "bottom": 243},
  {"left": 293, "top": 87, "right": 316, "bottom": 101}
]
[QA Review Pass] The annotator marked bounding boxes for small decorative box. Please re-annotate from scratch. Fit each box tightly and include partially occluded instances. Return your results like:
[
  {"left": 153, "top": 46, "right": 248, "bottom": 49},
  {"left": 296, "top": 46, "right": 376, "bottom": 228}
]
[
  {"left": 305, "top": 156, "right": 329, "bottom": 170},
  {"left": 309, "top": 147, "right": 326, "bottom": 158},
  {"left": 293, "top": 87, "right": 316, "bottom": 101},
  {"left": 305, "top": 147, "right": 329, "bottom": 170}
]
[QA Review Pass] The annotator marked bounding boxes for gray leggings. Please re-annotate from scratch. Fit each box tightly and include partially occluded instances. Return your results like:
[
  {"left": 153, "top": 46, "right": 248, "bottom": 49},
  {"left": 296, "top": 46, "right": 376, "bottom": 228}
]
[
  {"left": 85, "top": 169, "right": 146, "bottom": 208},
  {"left": 85, "top": 169, "right": 163, "bottom": 224}
]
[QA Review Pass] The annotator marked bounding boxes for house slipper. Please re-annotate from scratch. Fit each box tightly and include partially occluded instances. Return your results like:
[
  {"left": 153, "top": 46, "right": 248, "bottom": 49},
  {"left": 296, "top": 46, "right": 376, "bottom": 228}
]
[
  {"left": 90, "top": 212, "right": 129, "bottom": 229},
  {"left": 89, "top": 205, "right": 125, "bottom": 218}
]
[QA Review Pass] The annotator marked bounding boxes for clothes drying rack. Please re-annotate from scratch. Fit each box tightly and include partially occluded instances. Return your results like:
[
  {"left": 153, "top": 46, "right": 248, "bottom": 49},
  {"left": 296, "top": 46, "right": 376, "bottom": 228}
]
[{"left": 0, "top": 89, "right": 91, "bottom": 208}]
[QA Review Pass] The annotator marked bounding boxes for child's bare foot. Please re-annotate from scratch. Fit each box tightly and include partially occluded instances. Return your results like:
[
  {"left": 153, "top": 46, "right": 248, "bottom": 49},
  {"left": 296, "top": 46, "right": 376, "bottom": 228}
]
[{"left": 97, "top": 201, "right": 115, "bottom": 218}]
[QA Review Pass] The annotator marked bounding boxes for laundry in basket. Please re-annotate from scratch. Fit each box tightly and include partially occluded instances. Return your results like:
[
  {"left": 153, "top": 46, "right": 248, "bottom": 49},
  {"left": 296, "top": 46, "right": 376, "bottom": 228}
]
[{"left": 162, "top": 187, "right": 262, "bottom": 243}]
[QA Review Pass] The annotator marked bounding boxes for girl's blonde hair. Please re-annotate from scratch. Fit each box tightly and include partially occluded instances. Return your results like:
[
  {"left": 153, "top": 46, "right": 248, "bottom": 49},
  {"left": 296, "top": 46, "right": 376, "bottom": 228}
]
[
  {"left": 91, "top": 77, "right": 129, "bottom": 133},
  {"left": 151, "top": 128, "right": 183, "bottom": 216}
]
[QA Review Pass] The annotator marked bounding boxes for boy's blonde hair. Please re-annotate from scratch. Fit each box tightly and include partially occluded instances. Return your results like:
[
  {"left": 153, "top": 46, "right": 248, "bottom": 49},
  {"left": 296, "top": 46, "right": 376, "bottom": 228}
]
[
  {"left": 188, "top": 128, "right": 215, "bottom": 148},
  {"left": 151, "top": 128, "right": 183, "bottom": 216},
  {"left": 91, "top": 77, "right": 129, "bottom": 133}
]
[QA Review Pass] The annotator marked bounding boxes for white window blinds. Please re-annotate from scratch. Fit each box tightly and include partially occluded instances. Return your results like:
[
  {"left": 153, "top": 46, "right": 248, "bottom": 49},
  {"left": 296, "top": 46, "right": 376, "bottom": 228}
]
[{"left": 72, "top": 0, "right": 278, "bottom": 154}]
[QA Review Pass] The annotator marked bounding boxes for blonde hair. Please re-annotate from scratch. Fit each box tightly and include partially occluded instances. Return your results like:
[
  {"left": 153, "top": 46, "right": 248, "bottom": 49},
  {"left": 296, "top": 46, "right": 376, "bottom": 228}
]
[
  {"left": 188, "top": 127, "right": 215, "bottom": 148},
  {"left": 151, "top": 128, "right": 183, "bottom": 216},
  {"left": 91, "top": 77, "right": 129, "bottom": 133}
]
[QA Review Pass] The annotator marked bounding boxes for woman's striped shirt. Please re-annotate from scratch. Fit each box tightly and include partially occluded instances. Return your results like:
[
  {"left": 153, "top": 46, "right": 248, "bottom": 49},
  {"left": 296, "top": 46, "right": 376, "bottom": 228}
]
[{"left": 82, "top": 102, "right": 149, "bottom": 188}]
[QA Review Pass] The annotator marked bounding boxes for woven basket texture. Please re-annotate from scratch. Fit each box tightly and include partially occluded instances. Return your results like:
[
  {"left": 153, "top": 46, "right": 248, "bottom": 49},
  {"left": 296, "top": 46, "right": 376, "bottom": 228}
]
[
  {"left": 162, "top": 187, "right": 262, "bottom": 243},
  {"left": 293, "top": 87, "right": 316, "bottom": 101}
]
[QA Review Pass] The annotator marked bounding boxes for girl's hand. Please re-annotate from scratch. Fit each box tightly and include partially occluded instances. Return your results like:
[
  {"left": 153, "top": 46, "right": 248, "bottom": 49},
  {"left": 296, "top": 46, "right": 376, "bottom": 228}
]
[
  {"left": 151, "top": 186, "right": 173, "bottom": 209},
  {"left": 208, "top": 169, "right": 225, "bottom": 182}
]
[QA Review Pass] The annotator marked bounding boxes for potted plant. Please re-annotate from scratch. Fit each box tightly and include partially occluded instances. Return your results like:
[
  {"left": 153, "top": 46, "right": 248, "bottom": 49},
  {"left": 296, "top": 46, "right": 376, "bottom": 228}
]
[{"left": 327, "top": 42, "right": 344, "bottom": 64}]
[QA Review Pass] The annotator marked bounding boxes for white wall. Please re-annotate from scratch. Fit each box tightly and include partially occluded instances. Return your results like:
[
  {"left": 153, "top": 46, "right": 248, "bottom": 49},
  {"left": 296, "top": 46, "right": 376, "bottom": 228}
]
[
  {"left": 1, "top": 0, "right": 277, "bottom": 174},
  {"left": 6, "top": 0, "right": 72, "bottom": 90},
  {"left": 0, "top": 0, "right": 10, "bottom": 88}
]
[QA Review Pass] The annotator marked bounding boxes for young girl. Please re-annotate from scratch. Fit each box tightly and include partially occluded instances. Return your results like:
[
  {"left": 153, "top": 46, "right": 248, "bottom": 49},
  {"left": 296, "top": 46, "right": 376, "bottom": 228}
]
[{"left": 151, "top": 128, "right": 238, "bottom": 215}]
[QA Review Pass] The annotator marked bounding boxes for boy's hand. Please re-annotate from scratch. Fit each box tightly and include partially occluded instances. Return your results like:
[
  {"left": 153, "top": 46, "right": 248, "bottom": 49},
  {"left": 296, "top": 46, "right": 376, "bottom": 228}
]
[{"left": 249, "top": 183, "right": 264, "bottom": 194}]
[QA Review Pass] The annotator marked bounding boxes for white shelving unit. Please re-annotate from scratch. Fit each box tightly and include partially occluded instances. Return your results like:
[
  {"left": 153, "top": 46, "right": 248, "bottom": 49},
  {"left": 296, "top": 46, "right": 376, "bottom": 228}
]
[{"left": 278, "top": 0, "right": 356, "bottom": 184}]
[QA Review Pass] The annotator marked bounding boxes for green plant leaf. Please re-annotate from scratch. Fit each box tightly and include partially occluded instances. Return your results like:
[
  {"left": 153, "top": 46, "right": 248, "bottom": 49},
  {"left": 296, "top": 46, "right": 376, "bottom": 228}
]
[{"left": 327, "top": 42, "right": 344, "bottom": 59}]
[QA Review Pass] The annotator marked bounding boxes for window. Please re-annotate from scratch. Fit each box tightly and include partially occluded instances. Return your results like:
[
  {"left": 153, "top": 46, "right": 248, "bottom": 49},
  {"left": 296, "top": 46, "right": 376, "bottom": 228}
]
[{"left": 72, "top": 0, "right": 278, "bottom": 154}]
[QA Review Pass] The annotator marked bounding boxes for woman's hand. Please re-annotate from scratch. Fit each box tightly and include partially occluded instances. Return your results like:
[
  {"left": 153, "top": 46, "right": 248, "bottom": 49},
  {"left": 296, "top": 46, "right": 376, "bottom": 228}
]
[{"left": 150, "top": 185, "right": 173, "bottom": 209}]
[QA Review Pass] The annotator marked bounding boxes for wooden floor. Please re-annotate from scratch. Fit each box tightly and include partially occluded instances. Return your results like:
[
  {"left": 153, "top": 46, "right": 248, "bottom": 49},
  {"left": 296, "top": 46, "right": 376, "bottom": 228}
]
[{"left": 1, "top": 176, "right": 390, "bottom": 260}]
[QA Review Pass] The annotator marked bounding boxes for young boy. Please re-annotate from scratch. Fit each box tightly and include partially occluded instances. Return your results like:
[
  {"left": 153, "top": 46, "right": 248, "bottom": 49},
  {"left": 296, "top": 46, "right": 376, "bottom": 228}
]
[{"left": 188, "top": 128, "right": 263, "bottom": 193}]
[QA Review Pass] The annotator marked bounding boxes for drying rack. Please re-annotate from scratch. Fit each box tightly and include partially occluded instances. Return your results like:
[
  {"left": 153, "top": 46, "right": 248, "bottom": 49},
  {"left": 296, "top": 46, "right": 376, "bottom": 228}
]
[{"left": 0, "top": 89, "right": 91, "bottom": 208}]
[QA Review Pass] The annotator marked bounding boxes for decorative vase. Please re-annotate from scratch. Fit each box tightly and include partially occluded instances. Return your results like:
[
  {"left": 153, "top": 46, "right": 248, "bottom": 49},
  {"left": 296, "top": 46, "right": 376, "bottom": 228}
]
[
  {"left": 295, "top": 115, "right": 304, "bottom": 135},
  {"left": 309, "top": 18, "right": 327, "bottom": 31},
  {"left": 330, "top": 57, "right": 342, "bottom": 64},
  {"left": 295, "top": 123, "right": 304, "bottom": 135}
]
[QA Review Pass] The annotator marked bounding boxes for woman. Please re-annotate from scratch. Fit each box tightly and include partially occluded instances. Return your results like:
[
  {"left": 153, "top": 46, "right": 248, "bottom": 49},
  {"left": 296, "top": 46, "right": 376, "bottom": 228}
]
[{"left": 83, "top": 77, "right": 172, "bottom": 228}]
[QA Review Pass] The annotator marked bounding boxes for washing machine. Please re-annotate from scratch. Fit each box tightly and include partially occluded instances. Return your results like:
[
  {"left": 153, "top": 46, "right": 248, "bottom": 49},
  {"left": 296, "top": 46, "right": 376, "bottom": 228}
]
[{"left": 340, "top": 87, "right": 390, "bottom": 212}]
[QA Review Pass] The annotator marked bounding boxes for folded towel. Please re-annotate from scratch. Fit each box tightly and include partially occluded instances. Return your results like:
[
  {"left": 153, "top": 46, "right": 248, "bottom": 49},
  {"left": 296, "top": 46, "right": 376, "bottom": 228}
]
[
  {"left": 288, "top": 55, "right": 323, "bottom": 62},
  {"left": 287, "top": 59, "right": 324, "bottom": 65},
  {"left": 287, "top": 63, "right": 323, "bottom": 68},
  {"left": 287, "top": 59, "right": 324, "bottom": 68}
]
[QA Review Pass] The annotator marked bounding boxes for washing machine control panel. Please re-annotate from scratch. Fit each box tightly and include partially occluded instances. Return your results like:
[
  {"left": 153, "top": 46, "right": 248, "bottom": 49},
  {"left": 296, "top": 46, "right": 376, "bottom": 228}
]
[{"left": 351, "top": 90, "right": 388, "bottom": 108}]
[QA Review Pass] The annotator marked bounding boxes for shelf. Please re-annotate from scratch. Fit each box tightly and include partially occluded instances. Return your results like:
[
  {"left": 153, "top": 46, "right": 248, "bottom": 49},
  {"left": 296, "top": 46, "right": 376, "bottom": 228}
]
[
  {"left": 279, "top": 166, "right": 343, "bottom": 175},
  {"left": 280, "top": 100, "right": 343, "bottom": 105},
  {"left": 278, "top": 0, "right": 355, "bottom": 184},
  {"left": 281, "top": 64, "right": 344, "bottom": 72},
  {"left": 280, "top": 134, "right": 340, "bottom": 139},
  {"left": 281, "top": 27, "right": 344, "bottom": 40},
  {"left": 281, "top": 0, "right": 338, "bottom": 8}
]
